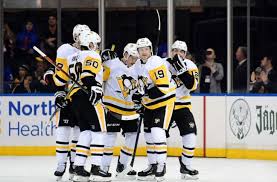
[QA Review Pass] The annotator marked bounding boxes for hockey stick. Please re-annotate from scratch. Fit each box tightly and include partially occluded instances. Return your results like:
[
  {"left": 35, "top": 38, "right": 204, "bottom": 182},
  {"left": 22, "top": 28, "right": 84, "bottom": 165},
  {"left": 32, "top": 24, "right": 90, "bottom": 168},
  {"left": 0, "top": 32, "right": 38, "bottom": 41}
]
[
  {"left": 33, "top": 46, "right": 88, "bottom": 94},
  {"left": 130, "top": 113, "right": 143, "bottom": 167},
  {"left": 116, "top": 112, "right": 143, "bottom": 178},
  {"left": 154, "top": 9, "right": 161, "bottom": 55}
]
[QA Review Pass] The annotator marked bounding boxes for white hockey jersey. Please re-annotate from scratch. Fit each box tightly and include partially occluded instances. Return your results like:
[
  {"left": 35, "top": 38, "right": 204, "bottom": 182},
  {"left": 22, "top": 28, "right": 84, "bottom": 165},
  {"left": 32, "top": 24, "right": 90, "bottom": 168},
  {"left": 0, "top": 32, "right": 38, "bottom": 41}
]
[
  {"left": 103, "top": 58, "right": 137, "bottom": 116},
  {"left": 53, "top": 43, "right": 79, "bottom": 87},
  {"left": 165, "top": 58, "right": 199, "bottom": 110},
  {"left": 133, "top": 55, "right": 176, "bottom": 110},
  {"left": 54, "top": 47, "right": 103, "bottom": 99},
  {"left": 67, "top": 50, "right": 103, "bottom": 98}
]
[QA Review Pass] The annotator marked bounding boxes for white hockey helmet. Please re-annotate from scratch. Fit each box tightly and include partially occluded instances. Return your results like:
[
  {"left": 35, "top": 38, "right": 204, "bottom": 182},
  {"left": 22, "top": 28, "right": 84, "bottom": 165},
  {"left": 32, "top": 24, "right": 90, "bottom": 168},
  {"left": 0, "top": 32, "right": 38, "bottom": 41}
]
[
  {"left": 72, "top": 24, "right": 91, "bottom": 42},
  {"left": 136, "top": 37, "right": 153, "bottom": 54},
  {"left": 171, "top": 40, "right": 188, "bottom": 52},
  {"left": 79, "top": 31, "right": 101, "bottom": 51},
  {"left": 123, "top": 43, "right": 139, "bottom": 58}
]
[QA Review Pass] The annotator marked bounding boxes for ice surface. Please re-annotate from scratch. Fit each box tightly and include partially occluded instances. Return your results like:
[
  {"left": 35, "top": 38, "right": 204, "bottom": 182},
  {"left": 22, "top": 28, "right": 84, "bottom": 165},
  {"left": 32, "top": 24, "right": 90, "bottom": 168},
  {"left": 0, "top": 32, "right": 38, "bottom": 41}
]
[{"left": 0, "top": 156, "right": 276, "bottom": 182}]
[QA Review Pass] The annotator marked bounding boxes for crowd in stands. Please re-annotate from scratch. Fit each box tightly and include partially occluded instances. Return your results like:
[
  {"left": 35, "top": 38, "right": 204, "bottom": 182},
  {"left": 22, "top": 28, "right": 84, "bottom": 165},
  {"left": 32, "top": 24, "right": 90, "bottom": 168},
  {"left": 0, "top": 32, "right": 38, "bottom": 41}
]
[
  {"left": 4, "top": 15, "right": 57, "bottom": 93},
  {"left": 3, "top": 15, "right": 277, "bottom": 94}
]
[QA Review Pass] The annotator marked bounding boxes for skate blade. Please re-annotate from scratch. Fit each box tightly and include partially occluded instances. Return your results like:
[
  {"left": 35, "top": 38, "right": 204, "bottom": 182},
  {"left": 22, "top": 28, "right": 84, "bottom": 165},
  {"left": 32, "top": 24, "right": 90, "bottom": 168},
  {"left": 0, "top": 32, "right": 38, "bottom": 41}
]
[
  {"left": 181, "top": 173, "right": 199, "bottom": 180},
  {"left": 73, "top": 175, "right": 89, "bottom": 182},
  {"left": 115, "top": 173, "right": 136, "bottom": 180},
  {"left": 137, "top": 175, "right": 156, "bottom": 181},
  {"left": 89, "top": 175, "right": 111, "bottom": 182},
  {"left": 155, "top": 176, "right": 165, "bottom": 182}
]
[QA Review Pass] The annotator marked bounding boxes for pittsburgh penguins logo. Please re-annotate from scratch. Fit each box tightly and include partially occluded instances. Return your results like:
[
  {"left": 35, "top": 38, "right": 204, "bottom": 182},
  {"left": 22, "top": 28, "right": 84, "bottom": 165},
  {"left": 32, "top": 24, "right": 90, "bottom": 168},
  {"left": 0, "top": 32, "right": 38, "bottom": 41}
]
[
  {"left": 137, "top": 75, "right": 148, "bottom": 93},
  {"left": 117, "top": 74, "right": 137, "bottom": 98}
]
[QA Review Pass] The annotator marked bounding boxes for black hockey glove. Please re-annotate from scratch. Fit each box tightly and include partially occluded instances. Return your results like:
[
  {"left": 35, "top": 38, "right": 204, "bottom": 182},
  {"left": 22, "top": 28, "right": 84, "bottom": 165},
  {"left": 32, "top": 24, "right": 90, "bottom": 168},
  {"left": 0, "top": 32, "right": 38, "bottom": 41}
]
[
  {"left": 89, "top": 84, "right": 103, "bottom": 105},
  {"left": 167, "top": 54, "right": 188, "bottom": 75},
  {"left": 54, "top": 91, "right": 68, "bottom": 109},
  {"left": 132, "top": 91, "right": 143, "bottom": 105}
]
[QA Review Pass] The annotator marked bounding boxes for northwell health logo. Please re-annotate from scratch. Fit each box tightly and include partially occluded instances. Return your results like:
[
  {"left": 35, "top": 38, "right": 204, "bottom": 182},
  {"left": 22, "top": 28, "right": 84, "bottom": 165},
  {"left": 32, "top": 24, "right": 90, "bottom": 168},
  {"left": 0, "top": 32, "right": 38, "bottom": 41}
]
[{"left": 5, "top": 100, "right": 56, "bottom": 137}]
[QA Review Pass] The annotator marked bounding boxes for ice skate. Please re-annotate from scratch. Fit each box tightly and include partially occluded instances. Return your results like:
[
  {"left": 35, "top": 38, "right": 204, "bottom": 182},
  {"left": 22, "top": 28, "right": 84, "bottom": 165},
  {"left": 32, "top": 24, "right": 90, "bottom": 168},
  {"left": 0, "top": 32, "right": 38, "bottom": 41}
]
[
  {"left": 72, "top": 166, "right": 90, "bottom": 182},
  {"left": 89, "top": 164, "right": 111, "bottom": 182},
  {"left": 54, "top": 163, "right": 66, "bottom": 181},
  {"left": 155, "top": 163, "right": 166, "bottom": 182},
  {"left": 179, "top": 157, "right": 199, "bottom": 180},
  {"left": 137, "top": 164, "right": 157, "bottom": 181},
  {"left": 115, "top": 160, "right": 137, "bottom": 180}
]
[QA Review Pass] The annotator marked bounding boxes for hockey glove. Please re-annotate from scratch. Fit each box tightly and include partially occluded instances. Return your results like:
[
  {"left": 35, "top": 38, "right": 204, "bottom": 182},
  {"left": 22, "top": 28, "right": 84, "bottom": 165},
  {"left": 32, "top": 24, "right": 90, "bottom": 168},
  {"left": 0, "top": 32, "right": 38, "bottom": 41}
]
[
  {"left": 89, "top": 85, "right": 103, "bottom": 105},
  {"left": 54, "top": 91, "right": 68, "bottom": 108},
  {"left": 132, "top": 91, "right": 143, "bottom": 105},
  {"left": 167, "top": 54, "right": 188, "bottom": 75}
]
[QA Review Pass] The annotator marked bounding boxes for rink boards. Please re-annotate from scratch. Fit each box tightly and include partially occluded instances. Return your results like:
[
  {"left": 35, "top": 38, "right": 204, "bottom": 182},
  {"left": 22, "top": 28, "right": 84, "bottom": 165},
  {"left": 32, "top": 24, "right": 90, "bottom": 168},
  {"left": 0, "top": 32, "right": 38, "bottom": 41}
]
[{"left": 0, "top": 94, "right": 276, "bottom": 160}]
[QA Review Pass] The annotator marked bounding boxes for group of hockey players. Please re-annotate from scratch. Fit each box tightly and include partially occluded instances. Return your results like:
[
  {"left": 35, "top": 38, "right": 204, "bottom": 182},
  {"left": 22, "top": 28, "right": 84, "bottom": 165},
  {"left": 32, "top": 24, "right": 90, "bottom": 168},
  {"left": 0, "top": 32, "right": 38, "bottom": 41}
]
[{"left": 43, "top": 24, "right": 199, "bottom": 182}]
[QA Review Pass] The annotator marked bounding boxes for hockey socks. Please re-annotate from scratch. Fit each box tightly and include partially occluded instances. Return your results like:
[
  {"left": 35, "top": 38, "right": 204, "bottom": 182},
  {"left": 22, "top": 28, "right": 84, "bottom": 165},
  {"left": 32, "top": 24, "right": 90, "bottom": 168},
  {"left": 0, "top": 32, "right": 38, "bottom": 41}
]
[
  {"left": 119, "top": 132, "right": 137, "bottom": 166},
  {"left": 74, "top": 130, "right": 91, "bottom": 166},
  {"left": 55, "top": 126, "right": 71, "bottom": 171},
  {"left": 181, "top": 133, "right": 196, "bottom": 167}
]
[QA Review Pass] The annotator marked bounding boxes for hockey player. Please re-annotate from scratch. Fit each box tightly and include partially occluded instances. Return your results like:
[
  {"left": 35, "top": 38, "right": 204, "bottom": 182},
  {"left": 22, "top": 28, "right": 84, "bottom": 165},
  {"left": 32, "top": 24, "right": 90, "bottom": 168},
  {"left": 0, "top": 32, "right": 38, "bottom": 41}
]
[
  {"left": 50, "top": 24, "right": 90, "bottom": 181},
  {"left": 100, "top": 43, "right": 139, "bottom": 180},
  {"left": 166, "top": 40, "right": 199, "bottom": 180},
  {"left": 133, "top": 38, "right": 176, "bottom": 181},
  {"left": 53, "top": 30, "right": 111, "bottom": 182}
]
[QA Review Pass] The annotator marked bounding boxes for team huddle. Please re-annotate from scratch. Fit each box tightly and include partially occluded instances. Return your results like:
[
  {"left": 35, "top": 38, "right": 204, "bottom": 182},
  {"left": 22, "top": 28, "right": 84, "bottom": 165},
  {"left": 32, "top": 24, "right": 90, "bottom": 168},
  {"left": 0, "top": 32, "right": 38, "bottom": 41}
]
[{"left": 43, "top": 24, "right": 199, "bottom": 182}]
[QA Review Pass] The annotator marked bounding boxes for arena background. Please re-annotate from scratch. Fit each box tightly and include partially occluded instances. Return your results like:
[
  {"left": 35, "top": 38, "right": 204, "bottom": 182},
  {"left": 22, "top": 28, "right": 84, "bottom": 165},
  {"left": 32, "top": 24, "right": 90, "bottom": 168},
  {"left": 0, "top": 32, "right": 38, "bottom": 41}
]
[{"left": 0, "top": 0, "right": 276, "bottom": 160}]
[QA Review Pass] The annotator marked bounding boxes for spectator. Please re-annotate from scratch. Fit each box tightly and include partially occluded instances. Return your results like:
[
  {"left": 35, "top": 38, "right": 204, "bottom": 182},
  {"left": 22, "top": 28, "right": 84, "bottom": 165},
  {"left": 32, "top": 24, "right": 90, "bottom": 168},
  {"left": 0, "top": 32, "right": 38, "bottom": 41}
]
[
  {"left": 32, "top": 60, "right": 51, "bottom": 92},
  {"left": 4, "top": 65, "right": 14, "bottom": 93},
  {"left": 233, "top": 46, "right": 248, "bottom": 93},
  {"left": 15, "top": 20, "right": 39, "bottom": 66},
  {"left": 260, "top": 56, "right": 277, "bottom": 93},
  {"left": 186, "top": 51, "right": 198, "bottom": 66},
  {"left": 41, "top": 15, "right": 57, "bottom": 60},
  {"left": 198, "top": 48, "right": 224, "bottom": 93},
  {"left": 4, "top": 24, "right": 16, "bottom": 90},
  {"left": 250, "top": 67, "right": 265, "bottom": 93},
  {"left": 4, "top": 23, "right": 16, "bottom": 62},
  {"left": 33, "top": 60, "right": 47, "bottom": 81},
  {"left": 12, "top": 64, "right": 30, "bottom": 90},
  {"left": 12, "top": 74, "right": 34, "bottom": 93}
]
